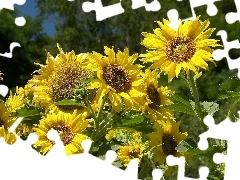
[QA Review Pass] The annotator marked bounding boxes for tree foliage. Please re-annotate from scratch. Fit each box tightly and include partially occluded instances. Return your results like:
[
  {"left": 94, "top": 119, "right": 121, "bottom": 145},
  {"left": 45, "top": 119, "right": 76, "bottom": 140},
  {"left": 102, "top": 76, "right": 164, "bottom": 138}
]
[{"left": 0, "top": 8, "right": 51, "bottom": 89}]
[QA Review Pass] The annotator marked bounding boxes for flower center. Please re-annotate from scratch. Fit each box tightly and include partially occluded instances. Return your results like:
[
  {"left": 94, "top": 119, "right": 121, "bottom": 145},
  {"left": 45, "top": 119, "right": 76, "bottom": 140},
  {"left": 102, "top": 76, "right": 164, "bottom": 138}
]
[
  {"left": 87, "top": 89, "right": 97, "bottom": 102},
  {"left": 52, "top": 125, "right": 75, "bottom": 146},
  {"left": 162, "top": 133, "right": 177, "bottom": 156},
  {"left": 48, "top": 63, "right": 91, "bottom": 102},
  {"left": 103, "top": 64, "right": 131, "bottom": 93},
  {"left": 0, "top": 119, "right": 4, "bottom": 127},
  {"left": 166, "top": 36, "right": 196, "bottom": 63},
  {"left": 146, "top": 84, "right": 161, "bottom": 109},
  {"left": 129, "top": 149, "right": 140, "bottom": 159}
]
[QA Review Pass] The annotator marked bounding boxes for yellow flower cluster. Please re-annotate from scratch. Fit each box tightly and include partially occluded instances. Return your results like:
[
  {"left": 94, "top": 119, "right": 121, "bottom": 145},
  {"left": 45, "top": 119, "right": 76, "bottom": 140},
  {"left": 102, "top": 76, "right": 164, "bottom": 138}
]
[{"left": 1, "top": 16, "right": 219, "bottom": 174}]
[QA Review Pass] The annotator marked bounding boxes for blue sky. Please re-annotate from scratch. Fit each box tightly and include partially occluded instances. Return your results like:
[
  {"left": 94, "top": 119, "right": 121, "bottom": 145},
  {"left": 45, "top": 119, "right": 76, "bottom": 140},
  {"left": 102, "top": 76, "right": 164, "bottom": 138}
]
[{"left": 16, "top": 0, "right": 56, "bottom": 37}]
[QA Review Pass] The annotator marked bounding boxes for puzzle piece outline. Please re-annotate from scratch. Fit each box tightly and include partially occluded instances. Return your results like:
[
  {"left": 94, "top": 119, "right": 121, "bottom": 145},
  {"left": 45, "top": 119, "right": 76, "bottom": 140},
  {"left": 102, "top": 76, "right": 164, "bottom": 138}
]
[{"left": 2, "top": 0, "right": 240, "bottom": 180}]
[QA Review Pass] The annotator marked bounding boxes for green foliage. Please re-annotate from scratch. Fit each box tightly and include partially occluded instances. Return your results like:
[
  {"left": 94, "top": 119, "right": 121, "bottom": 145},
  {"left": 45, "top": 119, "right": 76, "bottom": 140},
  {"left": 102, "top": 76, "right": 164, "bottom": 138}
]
[
  {"left": 177, "top": 138, "right": 226, "bottom": 158},
  {"left": 114, "top": 111, "right": 153, "bottom": 133},
  {"left": 0, "top": 9, "right": 51, "bottom": 89},
  {"left": 217, "top": 76, "right": 240, "bottom": 121},
  {"left": 164, "top": 93, "right": 197, "bottom": 117},
  {"left": 54, "top": 98, "right": 85, "bottom": 108},
  {"left": 12, "top": 104, "right": 42, "bottom": 117}
]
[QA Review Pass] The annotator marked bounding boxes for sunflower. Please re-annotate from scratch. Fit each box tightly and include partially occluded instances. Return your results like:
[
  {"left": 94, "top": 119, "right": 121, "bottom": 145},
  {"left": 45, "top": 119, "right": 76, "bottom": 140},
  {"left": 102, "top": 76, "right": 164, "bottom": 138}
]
[
  {"left": 0, "top": 101, "right": 17, "bottom": 144},
  {"left": 33, "top": 110, "right": 90, "bottom": 155},
  {"left": 140, "top": 16, "right": 219, "bottom": 82},
  {"left": 117, "top": 142, "right": 145, "bottom": 167},
  {"left": 140, "top": 69, "right": 174, "bottom": 121},
  {"left": 26, "top": 44, "right": 96, "bottom": 112},
  {"left": 6, "top": 86, "right": 28, "bottom": 113},
  {"left": 84, "top": 46, "right": 145, "bottom": 112},
  {"left": 5, "top": 86, "right": 32, "bottom": 137},
  {"left": 148, "top": 119, "right": 187, "bottom": 164}
]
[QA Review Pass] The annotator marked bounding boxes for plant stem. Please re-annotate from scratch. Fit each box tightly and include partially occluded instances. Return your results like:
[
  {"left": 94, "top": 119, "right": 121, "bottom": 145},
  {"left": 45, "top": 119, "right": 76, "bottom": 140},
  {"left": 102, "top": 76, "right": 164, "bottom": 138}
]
[
  {"left": 84, "top": 99, "right": 98, "bottom": 128},
  {"left": 97, "top": 95, "right": 106, "bottom": 119},
  {"left": 188, "top": 71, "right": 204, "bottom": 120}
]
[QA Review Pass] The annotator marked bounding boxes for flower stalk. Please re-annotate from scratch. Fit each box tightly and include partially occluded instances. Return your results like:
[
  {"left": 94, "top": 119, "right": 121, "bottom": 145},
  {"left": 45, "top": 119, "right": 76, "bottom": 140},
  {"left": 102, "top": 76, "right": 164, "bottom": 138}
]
[{"left": 188, "top": 71, "right": 203, "bottom": 120}]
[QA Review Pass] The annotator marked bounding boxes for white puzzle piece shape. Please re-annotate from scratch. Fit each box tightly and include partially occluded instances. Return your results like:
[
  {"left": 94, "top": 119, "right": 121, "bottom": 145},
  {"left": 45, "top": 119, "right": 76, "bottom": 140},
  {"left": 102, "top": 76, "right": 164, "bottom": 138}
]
[
  {"left": 166, "top": 155, "right": 209, "bottom": 180},
  {"left": 198, "top": 114, "right": 240, "bottom": 180},
  {"left": 225, "top": 0, "right": 240, "bottom": 24}
]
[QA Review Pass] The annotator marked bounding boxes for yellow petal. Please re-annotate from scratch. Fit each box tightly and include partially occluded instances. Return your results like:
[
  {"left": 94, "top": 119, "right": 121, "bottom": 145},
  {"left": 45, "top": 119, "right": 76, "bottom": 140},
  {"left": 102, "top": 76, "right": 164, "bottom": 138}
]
[{"left": 109, "top": 92, "right": 122, "bottom": 112}]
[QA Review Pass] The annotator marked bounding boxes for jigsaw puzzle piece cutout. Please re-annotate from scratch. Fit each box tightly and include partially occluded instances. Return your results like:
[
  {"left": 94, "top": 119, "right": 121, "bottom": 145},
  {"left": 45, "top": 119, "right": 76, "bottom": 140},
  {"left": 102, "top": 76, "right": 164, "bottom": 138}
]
[
  {"left": 82, "top": 0, "right": 125, "bottom": 21},
  {"left": 131, "top": 0, "right": 161, "bottom": 12},
  {"left": 192, "top": 0, "right": 240, "bottom": 40},
  {"left": 198, "top": 113, "right": 240, "bottom": 180},
  {"left": 0, "top": 0, "right": 26, "bottom": 11},
  {"left": 0, "top": 84, "right": 9, "bottom": 97},
  {"left": 0, "top": 0, "right": 26, "bottom": 26},
  {"left": 151, "top": 169, "right": 163, "bottom": 180},
  {"left": 198, "top": 114, "right": 240, "bottom": 148},
  {"left": 161, "top": 0, "right": 192, "bottom": 21},
  {"left": 213, "top": 143, "right": 240, "bottom": 180},
  {"left": 0, "top": 42, "right": 21, "bottom": 58},
  {"left": 63, "top": 139, "right": 138, "bottom": 180},
  {"left": 188, "top": 0, "right": 221, "bottom": 20},
  {"left": 212, "top": 30, "right": 240, "bottom": 79},
  {"left": 0, "top": 117, "right": 41, "bottom": 179},
  {"left": 166, "top": 155, "right": 209, "bottom": 180},
  {"left": 225, "top": 0, "right": 240, "bottom": 24},
  {"left": 45, "top": 128, "right": 66, "bottom": 157},
  {"left": 167, "top": 9, "right": 181, "bottom": 30}
]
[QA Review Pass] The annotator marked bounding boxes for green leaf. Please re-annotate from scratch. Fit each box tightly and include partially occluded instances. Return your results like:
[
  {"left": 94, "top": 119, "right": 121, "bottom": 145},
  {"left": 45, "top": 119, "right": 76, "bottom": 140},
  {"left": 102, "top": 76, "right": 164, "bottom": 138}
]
[
  {"left": 186, "top": 145, "right": 226, "bottom": 157},
  {"left": 121, "top": 114, "right": 144, "bottom": 126},
  {"left": 12, "top": 104, "right": 42, "bottom": 117},
  {"left": 114, "top": 112, "right": 154, "bottom": 133},
  {"left": 188, "top": 146, "right": 224, "bottom": 156},
  {"left": 54, "top": 98, "right": 85, "bottom": 107},
  {"left": 217, "top": 76, "right": 240, "bottom": 120},
  {"left": 220, "top": 76, "right": 240, "bottom": 91},
  {"left": 217, "top": 77, "right": 240, "bottom": 100},
  {"left": 176, "top": 138, "right": 197, "bottom": 152},
  {"left": 164, "top": 94, "right": 197, "bottom": 117},
  {"left": 176, "top": 138, "right": 226, "bottom": 158}
]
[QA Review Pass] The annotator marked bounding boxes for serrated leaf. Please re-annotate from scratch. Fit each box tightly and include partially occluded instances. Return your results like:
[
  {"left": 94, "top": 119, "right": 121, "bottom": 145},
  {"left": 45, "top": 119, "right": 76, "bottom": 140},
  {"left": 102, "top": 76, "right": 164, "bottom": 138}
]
[
  {"left": 217, "top": 77, "right": 240, "bottom": 120},
  {"left": 164, "top": 103, "right": 197, "bottom": 117},
  {"left": 170, "top": 93, "right": 193, "bottom": 107},
  {"left": 163, "top": 93, "right": 197, "bottom": 117},
  {"left": 220, "top": 76, "right": 240, "bottom": 91},
  {"left": 217, "top": 77, "right": 240, "bottom": 101},
  {"left": 12, "top": 104, "right": 42, "bottom": 117}
]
